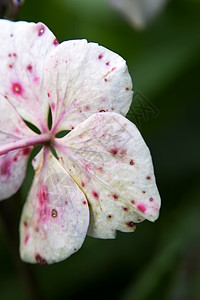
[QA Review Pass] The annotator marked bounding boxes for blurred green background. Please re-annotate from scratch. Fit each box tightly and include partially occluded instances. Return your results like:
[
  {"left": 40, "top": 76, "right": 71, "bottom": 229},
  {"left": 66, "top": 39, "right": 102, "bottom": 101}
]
[{"left": 0, "top": 0, "right": 200, "bottom": 299}]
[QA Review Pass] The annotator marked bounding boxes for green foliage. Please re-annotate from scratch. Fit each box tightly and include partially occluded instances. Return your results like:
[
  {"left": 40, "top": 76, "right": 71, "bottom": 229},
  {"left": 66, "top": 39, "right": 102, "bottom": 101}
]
[{"left": 0, "top": 0, "right": 200, "bottom": 299}]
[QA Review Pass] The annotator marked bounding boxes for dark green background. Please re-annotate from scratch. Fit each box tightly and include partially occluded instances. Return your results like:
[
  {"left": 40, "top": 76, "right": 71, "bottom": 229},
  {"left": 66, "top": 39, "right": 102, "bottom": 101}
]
[{"left": 0, "top": 0, "right": 200, "bottom": 299}]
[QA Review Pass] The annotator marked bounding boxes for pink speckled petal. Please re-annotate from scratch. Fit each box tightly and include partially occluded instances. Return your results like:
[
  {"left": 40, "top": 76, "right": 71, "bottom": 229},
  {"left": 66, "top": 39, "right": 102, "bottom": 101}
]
[
  {"left": 44, "top": 40, "right": 133, "bottom": 133},
  {"left": 0, "top": 97, "right": 35, "bottom": 200},
  {"left": 0, "top": 19, "right": 58, "bottom": 131},
  {"left": 55, "top": 112, "right": 161, "bottom": 238},
  {"left": 20, "top": 148, "right": 89, "bottom": 264}
]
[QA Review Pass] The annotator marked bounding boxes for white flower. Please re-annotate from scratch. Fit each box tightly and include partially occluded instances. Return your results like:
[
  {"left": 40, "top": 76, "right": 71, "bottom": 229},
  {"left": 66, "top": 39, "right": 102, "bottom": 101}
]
[{"left": 0, "top": 20, "right": 160, "bottom": 264}]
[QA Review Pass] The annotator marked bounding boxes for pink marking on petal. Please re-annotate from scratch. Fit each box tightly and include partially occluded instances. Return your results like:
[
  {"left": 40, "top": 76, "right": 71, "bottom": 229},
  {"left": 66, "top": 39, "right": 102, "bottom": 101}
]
[
  {"left": 98, "top": 54, "right": 103, "bottom": 59},
  {"left": 8, "top": 53, "right": 12, "bottom": 57},
  {"left": 146, "top": 176, "right": 151, "bottom": 180},
  {"left": 82, "top": 201, "right": 87, "bottom": 205},
  {"left": 51, "top": 102, "right": 55, "bottom": 111},
  {"left": 106, "top": 61, "right": 110, "bottom": 66},
  {"left": 84, "top": 105, "right": 90, "bottom": 111},
  {"left": 92, "top": 191, "right": 99, "bottom": 199},
  {"left": 53, "top": 38, "right": 59, "bottom": 45},
  {"left": 47, "top": 92, "right": 50, "bottom": 98},
  {"left": 38, "top": 185, "right": 49, "bottom": 204},
  {"left": 81, "top": 181, "right": 85, "bottom": 187},
  {"left": 38, "top": 25, "right": 45, "bottom": 36},
  {"left": 126, "top": 87, "right": 130, "bottom": 91},
  {"left": 109, "top": 147, "right": 118, "bottom": 156},
  {"left": 120, "top": 149, "right": 127, "bottom": 155},
  {"left": 9, "top": 64, "right": 13, "bottom": 69},
  {"left": 126, "top": 222, "right": 135, "bottom": 228},
  {"left": 27, "top": 64, "right": 33, "bottom": 72},
  {"left": 33, "top": 76, "right": 39, "bottom": 84},
  {"left": 131, "top": 200, "right": 135, "bottom": 204},
  {"left": 1, "top": 160, "right": 11, "bottom": 177},
  {"left": 35, "top": 253, "right": 47, "bottom": 265},
  {"left": 24, "top": 235, "right": 30, "bottom": 245},
  {"left": 130, "top": 159, "right": 134, "bottom": 165},
  {"left": 137, "top": 204, "right": 146, "bottom": 213},
  {"left": 12, "top": 82, "right": 23, "bottom": 95},
  {"left": 23, "top": 221, "right": 28, "bottom": 227},
  {"left": 13, "top": 156, "right": 18, "bottom": 162},
  {"left": 149, "top": 197, "right": 154, "bottom": 202},
  {"left": 123, "top": 207, "right": 129, "bottom": 211},
  {"left": 22, "top": 147, "right": 31, "bottom": 156},
  {"left": 13, "top": 53, "right": 17, "bottom": 57},
  {"left": 113, "top": 194, "right": 118, "bottom": 200}
]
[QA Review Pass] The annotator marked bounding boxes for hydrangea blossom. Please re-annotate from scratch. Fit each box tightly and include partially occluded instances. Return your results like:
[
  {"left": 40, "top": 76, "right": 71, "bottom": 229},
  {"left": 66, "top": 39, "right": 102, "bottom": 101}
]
[{"left": 0, "top": 20, "right": 161, "bottom": 265}]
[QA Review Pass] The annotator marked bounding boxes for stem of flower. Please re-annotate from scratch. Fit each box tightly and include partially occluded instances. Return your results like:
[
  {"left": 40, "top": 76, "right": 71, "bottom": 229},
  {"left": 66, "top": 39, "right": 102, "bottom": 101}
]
[{"left": 0, "top": 133, "right": 51, "bottom": 156}]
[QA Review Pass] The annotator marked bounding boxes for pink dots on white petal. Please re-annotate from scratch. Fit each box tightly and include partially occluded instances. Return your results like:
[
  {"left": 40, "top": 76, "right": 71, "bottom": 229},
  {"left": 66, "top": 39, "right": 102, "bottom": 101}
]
[
  {"left": 137, "top": 204, "right": 146, "bottom": 213},
  {"left": 21, "top": 147, "right": 31, "bottom": 156},
  {"left": 109, "top": 147, "right": 118, "bottom": 155},
  {"left": 38, "top": 25, "right": 45, "bottom": 36},
  {"left": 38, "top": 184, "right": 49, "bottom": 204},
  {"left": 51, "top": 102, "right": 56, "bottom": 111},
  {"left": 81, "top": 181, "right": 85, "bottom": 187},
  {"left": 26, "top": 64, "right": 33, "bottom": 72},
  {"left": 126, "top": 222, "right": 135, "bottom": 228},
  {"left": 24, "top": 234, "right": 30, "bottom": 245},
  {"left": 35, "top": 253, "right": 47, "bottom": 265},
  {"left": 53, "top": 38, "right": 59, "bottom": 46},
  {"left": 112, "top": 194, "right": 118, "bottom": 200},
  {"left": 12, "top": 82, "right": 23, "bottom": 95},
  {"left": 1, "top": 159, "right": 11, "bottom": 177},
  {"left": 98, "top": 54, "right": 103, "bottom": 59},
  {"left": 92, "top": 191, "right": 99, "bottom": 199}
]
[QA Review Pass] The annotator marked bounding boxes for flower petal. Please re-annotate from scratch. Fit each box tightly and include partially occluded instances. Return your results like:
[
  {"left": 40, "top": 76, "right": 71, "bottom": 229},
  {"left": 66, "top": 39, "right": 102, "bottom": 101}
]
[
  {"left": 108, "top": 0, "right": 168, "bottom": 29},
  {"left": 0, "top": 97, "right": 34, "bottom": 200},
  {"left": 20, "top": 148, "right": 89, "bottom": 264},
  {"left": 44, "top": 40, "right": 133, "bottom": 133},
  {"left": 55, "top": 112, "right": 161, "bottom": 238},
  {"left": 0, "top": 20, "right": 58, "bottom": 131}
]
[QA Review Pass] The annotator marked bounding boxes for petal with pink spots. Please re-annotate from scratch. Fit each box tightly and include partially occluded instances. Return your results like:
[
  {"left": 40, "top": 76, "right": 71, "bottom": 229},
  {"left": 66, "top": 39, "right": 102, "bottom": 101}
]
[
  {"left": 0, "top": 19, "right": 58, "bottom": 131},
  {"left": 55, "top": 112, "right": 161, "bottom": 238},
  {"left": 44, "top": 40, "right": 133, "bottom": 133},
  {"left": 0, "top": 97, "right": 35, "bottom": 200},
  {"left": 20, "top": 148, "right": 89, "bottom": 264}
]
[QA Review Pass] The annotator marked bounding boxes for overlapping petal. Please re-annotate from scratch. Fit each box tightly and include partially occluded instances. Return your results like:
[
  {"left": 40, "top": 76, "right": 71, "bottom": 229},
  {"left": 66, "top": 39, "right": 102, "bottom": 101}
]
[
  {"left": 44, "top": 40, "right": 133, "bottom": 133},
  {"left": 20, "top": 148, "right": 89, "bottom": 264},
  {"left": 0, "top": 97, "right": 35, "bottom": 200},
  {"left": 54, "top": 112, "right": 161, "bottom": 238},
  {"left": 0, "top": 19, "right": 58, "bottom": 131}
]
